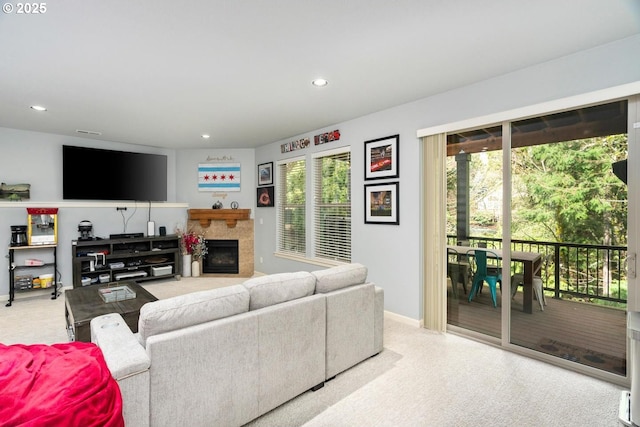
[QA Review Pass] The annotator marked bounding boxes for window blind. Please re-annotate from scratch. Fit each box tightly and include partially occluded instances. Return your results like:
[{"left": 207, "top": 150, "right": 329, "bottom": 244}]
[
  {"left": 277, "top": 158, "right": 306, "bottom": 256},
  {"left": 313, "top": 148, "right": 351, "bottom": 262}
]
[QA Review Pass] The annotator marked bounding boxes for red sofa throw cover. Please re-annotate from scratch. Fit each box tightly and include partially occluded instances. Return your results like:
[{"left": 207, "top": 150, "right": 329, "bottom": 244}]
[{"left": 0, "top": 342, "right": 124, "bottom": 427}]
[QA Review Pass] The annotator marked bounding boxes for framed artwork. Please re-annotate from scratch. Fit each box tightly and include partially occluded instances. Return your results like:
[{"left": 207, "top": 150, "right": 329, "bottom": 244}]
[
  {"left": 257, "top": 186, "right": 274, "bottom": 207},
  {"left": 198, "top": 163, "right": 241, "bottom": 192},
  {"left": 0, "top": 183, "right": 30, "bottom": 201},
  {"left": 258, "top": 162, "right": 273, "bottom": 186},
  {"left": 364, "top": 182, "right": 399, "bottom": 225},
  {"left": 364, "top": 134, "right": 399, "bottom": 180}
]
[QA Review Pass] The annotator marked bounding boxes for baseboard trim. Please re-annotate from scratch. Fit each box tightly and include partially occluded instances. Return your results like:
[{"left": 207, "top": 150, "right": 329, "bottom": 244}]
[{"left": 384, "top": 310, "right": 422, "bottom": 328}]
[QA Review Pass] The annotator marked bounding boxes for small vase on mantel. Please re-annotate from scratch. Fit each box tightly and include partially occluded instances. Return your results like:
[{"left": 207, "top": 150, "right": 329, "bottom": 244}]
[
  {"left": 191, "top": 259, "right": 200, "bottom": 277},
  {"left": 182, "top": 254, "right": 192, "bottom": 277}
]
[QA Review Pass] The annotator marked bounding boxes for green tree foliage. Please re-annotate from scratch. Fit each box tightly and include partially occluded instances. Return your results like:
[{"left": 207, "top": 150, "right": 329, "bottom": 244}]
[
  {"left": 447, "top": 134, "right": 627, "bottom": 246},
  {"left": 320, "top": 156, "right": 350, "bottom": 204},
  {"left": 285, "top": 160, "right": 306, "bottom": 204},
  {"left": 447, "top": 151, "right": 503, "bottom": 238},
  {"left": 512, "top": 135, "right": 627, "bottom": 245}
]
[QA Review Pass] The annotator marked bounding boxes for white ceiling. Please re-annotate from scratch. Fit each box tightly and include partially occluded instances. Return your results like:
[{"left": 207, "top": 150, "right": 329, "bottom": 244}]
[{"left": 1, "top": 0, "right": 639, "bottom": 149}]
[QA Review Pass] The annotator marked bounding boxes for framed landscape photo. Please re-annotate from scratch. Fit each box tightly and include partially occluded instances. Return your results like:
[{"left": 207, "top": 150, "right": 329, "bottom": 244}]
[
  {"left": 364, "top": 134, "right": 399, "bottom": 180},
  {"left": 258, "top": 162, "right": 273, "bottom": 186},
  {"left": 364, "top": 182, "right": 399, "bottom": 225}
]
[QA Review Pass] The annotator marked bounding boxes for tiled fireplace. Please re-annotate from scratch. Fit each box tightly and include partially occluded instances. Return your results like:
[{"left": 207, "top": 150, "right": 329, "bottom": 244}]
[
  {"left": 203, "top": 239, "right": 239, "bottom": 274},
  {"left": 187, "top": 209, "right": 254, "bottom": 277}
]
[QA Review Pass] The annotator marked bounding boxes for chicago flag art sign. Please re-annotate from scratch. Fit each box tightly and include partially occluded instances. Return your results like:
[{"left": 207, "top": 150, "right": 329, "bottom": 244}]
[{"left": 198, "top": 163, "right": 241, "bottom": 192}]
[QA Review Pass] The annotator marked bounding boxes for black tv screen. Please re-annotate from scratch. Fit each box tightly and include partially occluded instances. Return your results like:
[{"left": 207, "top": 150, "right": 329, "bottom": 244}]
[{"left": 63, "top": 145, "right": 168, "bottom": 201}]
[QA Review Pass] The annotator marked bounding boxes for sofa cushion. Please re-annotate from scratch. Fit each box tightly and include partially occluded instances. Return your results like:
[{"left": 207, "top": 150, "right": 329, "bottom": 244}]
[
  {"left": 138, "top": 284, "right": 249, "bottom": 343},
  {"left": 242, "top": 271, "right": 316, "bottom": 310},
  {"left": 313, "top": 263, "right": 368, "bottom": 293}
]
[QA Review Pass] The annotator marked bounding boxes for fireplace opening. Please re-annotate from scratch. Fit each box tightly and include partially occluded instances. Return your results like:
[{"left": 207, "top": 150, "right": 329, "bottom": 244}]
[{"left": 203, "top": 239, "right": 239, "bottom": 274}]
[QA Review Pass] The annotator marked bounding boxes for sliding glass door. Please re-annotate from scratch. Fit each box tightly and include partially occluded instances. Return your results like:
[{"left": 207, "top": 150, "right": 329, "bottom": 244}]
[
  {"left": 442, "top": 99, "right": 632, "bottom": 379},
  {"left": 508, "top": 102, "right": 628, "bottom": 377}
]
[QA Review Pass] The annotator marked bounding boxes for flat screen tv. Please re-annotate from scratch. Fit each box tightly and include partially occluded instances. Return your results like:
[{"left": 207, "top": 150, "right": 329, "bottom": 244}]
[{"left": 63, "top": 145, "right": 168, "bottom": 201}]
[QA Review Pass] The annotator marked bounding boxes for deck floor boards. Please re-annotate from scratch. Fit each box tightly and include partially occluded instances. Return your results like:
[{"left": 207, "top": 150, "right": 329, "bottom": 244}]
[{"left": 447, "top": 285, "right": 627, "bottom": 376}]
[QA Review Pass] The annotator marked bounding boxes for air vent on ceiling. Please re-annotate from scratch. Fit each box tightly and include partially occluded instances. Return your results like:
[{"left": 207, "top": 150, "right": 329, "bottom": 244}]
[{"left": 76, "top": 129, "right": 102, "bottom": 136}]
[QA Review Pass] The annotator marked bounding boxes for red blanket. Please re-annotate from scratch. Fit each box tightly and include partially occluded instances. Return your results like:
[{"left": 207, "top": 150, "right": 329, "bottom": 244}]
[{"left": 0, "top": 342, "right": 124, "bottom": 427}]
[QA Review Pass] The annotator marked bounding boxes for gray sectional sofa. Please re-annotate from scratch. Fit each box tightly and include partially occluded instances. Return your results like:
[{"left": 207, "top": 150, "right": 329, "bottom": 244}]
[{"left": 90, "top": 263, "right": 384, "bottom": 427}]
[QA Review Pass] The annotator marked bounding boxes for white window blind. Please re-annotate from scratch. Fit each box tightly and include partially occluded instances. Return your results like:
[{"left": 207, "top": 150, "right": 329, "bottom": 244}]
[
  {"left": 277, "top": 158, "right": 306, "bottom": 256},
  {"left": 313, "top": 148, "right": 351, "bottom": 262}
]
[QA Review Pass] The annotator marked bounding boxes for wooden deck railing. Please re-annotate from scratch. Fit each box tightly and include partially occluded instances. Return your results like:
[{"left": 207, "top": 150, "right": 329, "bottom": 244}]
[{"left": 447, "top": 236, "right": 628, "bottom": 306}]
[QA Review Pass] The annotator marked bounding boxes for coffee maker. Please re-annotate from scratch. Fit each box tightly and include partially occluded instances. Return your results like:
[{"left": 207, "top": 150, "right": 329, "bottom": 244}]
[
  {"left": 78, "top": 220, "right": 94, "bottom": 241},
  {"left": 10, "top": 225, "right": 28, "bottom": 247}
]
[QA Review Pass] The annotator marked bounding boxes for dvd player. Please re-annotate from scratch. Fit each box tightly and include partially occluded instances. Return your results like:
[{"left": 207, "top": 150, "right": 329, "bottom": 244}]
[
  {"left": 114, "top": 271, "right": 148, "bottom": 280},
  {"left": 109, "top": 233, "right": 144, "bottom": 239}
]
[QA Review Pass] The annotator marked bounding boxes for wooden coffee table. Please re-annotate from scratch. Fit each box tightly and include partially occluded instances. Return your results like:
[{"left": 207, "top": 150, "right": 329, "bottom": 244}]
[{"left": 65, "top": 281, "right": 157, "bottom": 342}]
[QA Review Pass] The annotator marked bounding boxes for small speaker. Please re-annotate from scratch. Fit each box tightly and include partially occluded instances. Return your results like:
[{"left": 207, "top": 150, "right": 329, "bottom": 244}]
[{"left": 159, "top": 226, "right": 166, "bottom": 236}]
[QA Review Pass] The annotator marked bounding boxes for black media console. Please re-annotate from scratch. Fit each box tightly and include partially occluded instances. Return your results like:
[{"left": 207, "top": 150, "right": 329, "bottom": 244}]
[{"left": 71, "top": 235, "right": 181, "bottom": 288}]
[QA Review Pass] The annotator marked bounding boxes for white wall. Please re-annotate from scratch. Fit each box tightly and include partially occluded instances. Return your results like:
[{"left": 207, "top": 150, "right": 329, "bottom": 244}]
[{"left": 255, "top": 34, "right": 640, "bottom": 322}]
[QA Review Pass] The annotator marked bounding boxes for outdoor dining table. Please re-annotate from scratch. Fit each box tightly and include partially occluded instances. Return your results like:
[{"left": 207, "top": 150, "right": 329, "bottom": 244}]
[{"left": 447, "top": 245, "right": 542, "bottom": 314}]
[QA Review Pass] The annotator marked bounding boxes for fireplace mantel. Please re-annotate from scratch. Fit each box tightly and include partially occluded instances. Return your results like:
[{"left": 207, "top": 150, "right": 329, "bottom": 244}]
[{"left": 188, "top": 209, "right": 250, "bottom": 228}]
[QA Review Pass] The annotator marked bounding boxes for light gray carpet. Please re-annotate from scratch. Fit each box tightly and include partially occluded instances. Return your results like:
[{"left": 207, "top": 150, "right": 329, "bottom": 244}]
[{"left": 0, "top": 277, "right": 625, "bottom": 426}]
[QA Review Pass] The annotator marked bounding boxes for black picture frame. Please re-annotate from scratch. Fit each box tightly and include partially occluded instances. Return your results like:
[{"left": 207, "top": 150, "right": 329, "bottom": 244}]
[
  {"left": 257, "top": 186, "right": 274, "bottom": 207},
  {"left": 257, "top": 162, "right": 273, "bottom": 186},
  {"left": 364, "top": 182, "right": 399, "bottom": 225},
  {"left": 364, "top": 134, "right": 399, "bottom": 180}
]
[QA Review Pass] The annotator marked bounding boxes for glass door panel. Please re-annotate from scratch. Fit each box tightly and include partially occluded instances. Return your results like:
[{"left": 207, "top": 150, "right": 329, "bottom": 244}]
[
  {"left": 446, "top": 126, "right": 503, "bottom": 339},
  {"left": 508, "top": 101, "right": 628, "bottom": 377}
]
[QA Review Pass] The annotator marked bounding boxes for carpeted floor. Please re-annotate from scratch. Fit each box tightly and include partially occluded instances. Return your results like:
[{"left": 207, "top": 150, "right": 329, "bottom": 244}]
[
  {"left": 245, "top": 319, "right": 625, "bottom": 427},
  {"left": 0, "top": 277, "right": 626, "bottom": 426}
]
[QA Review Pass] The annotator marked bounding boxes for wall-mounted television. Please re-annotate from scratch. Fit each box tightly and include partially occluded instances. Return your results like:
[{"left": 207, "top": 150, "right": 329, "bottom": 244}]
[{"left": 63, "top": 145, "right": 168, "bottom": 201}]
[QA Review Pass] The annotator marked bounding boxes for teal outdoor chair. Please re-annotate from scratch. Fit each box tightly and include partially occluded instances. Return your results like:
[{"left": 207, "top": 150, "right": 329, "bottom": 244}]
[{"left": 467, "top": 249, "right": 502, "bottom": 307}]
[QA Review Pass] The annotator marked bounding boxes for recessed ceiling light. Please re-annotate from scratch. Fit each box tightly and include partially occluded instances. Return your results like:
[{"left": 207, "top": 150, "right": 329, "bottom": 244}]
[
  {"left": 30, "top": 105, "right": 47, "bottom": 111},
  {"left": 312, "top": 78, "right": 328, "bottom": 87},
  {"left": 201, "top": 134, "right": 211, "bottom": 139}
]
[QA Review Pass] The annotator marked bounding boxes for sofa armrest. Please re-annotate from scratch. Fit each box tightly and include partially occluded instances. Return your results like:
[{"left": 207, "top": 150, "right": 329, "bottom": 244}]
[
  {"left": 91, "top": 313, "right": 150, "bottom": 379},
  {"left": 91, "top": 313, "right": 151, "bottom": 427}
]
